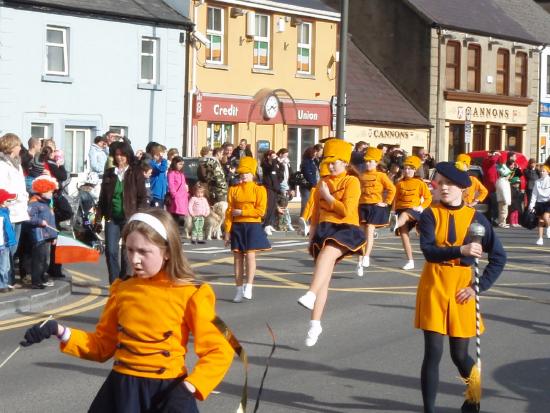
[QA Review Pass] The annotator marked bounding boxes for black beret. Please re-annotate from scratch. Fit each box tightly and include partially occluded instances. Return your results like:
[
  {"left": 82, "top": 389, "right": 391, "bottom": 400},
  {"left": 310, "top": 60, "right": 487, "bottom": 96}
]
[{"left": 435, "top": 161, "right": 471, "bottom": 188}]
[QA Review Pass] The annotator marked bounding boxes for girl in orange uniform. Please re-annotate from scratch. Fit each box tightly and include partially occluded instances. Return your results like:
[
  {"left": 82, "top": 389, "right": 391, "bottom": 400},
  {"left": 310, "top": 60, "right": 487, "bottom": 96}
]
[
  {"left": 21, "top": 209, "right": 234, "bottom": 412},
  {"left": 390, "top": 155, "right": 432, "bottom": 270},
  {"left": 356, "top": 147, "right": 396, "bottom": 276},
  {"left": 456, "top": 154, "right": 488, "bottom": 208},
  {"left": 297, "top": 139, "right": 366, "bottom": 346},
  {"left": 224, "top": 156, "right": 270, "bottom": 303},
  {"left": 416, "top": 162, "right": 505, "bottom": 413}
]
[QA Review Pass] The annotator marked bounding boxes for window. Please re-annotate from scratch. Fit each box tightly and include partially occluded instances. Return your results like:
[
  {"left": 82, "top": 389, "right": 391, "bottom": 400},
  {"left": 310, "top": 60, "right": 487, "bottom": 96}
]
[
  {"left": 64, "top": 128, "right": 90, "bottom": 173},
  {"left": 206, "top": 7, "right": 224, "bottom": 64},
  {"left": 109, "top": 126, "right": 128, "bottom": 138},
  {"left": 31, "top": 123, "right": 53, "bottom": 139},
  {"left": 253, "top": 14, "right": 270, "bottom": 68},
  {"left": 141, "top": 37, "right": 159, "bottom": 84},
  {"left": 467, "top": 45, "right": 481, "bottom": 92},
  {"left": 445, "top": 41, "right": 460, "bottom": 90},
  {"left": 448, "top": 124, "right": 465, "bottom": 161},
  {"left": 297, "top": 22, "right": 312, "bottom": 74},
  {"left": 288, "top": 127, "right": 317, "bottom": 174},
  {"left": 515, "top": 52, "right": 528, "bottom": 97},
  {"left": 496, "top": 49, "right": 509, "bottom": 95},
  {"left": 46, "top": 26, "right": 69, "bottom": 75},
  {"left": 489, "top": 125, "right": 501, "bottom": 151},
  {"left": 207, "top": 123, "right": 234, "bottom": 148},
  {"left": 506, "top": 126, "right": 522, "bottom": 152}
]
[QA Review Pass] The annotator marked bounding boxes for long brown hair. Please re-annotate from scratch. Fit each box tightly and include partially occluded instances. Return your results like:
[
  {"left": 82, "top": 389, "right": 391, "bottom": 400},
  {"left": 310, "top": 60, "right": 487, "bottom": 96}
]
[{"left": 122, "top": 209, "right": 198, "bottom": 284}]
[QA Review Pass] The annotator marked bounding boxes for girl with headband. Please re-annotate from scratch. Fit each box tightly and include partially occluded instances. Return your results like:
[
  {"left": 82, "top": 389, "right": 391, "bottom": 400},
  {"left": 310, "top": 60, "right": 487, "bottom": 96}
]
[
  {"left": 224, "top": 156, "right": 271, "bottom": 302},
  {"left": 21, "top": 209, "right": 234, "bottom": 412}
]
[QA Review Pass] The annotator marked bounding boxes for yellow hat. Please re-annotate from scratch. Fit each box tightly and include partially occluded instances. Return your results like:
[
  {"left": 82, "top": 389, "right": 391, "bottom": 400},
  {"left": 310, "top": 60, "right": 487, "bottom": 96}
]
[
  {"left": 543, "top": 164, "right": 550, "bottom": 173},
  {"left": 322, "top": 138, "right": 353, "bottom": 164},
  {"left": 236, "top": 156, "right": 257, "bottom": 175},
  {"left": 364, "top": 147, "right": 382, "bottom": 162},
  {"left": 319, "top": 161, "right": 330, "bottom": 177},
  {"left": 456, "top": 153, "right": 471, "bottom": 168},
  {"left": 403, "top": 155, "right": 421, "bottom": 170}
]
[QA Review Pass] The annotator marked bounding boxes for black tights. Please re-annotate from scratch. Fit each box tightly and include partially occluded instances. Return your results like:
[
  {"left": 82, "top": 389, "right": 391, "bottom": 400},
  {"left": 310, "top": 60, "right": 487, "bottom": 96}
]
[{"left": 421, "top": 330, "right": 475, "bottom": 413}]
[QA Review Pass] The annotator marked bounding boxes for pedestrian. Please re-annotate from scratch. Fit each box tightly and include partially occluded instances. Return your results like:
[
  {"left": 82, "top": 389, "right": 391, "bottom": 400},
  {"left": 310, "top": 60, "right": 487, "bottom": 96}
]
[
  {"left": 508, "top": 177, "right": 523, "bottom": 227},
  {"left": 198, "top": 147, "right": 227, "bottom": 204},
  {"left": 528, "top": 164, "right": 550, "bottom": 246},
  {"left": 167, "top": 148, "right": 180, "bottom": 163},
  {"left": 297, "top": 139, "right": 366, "bottom": 347},
  {"left": 495, "top": 157, "right": 512, "bottom": 228},
  {"left": 149, "top": 144, "right": 168, "bottom": 208},
  {"left": 276, "top": 148, "right": 295, "bottom": 231},
  {"left": 167, "top": 156, "right": 189, "bottom": 226},
  {"left": 299, "top": 146, "right": 320, "bottom": 216},
  {"left": 21, "top": 209, "right": 234, "bottom": 412},
  {"left": 415, "top": 161, "right": 506, "bottom": 413},
  {"left": 524, "top": 158, "right": 540, "bottom": 208},
  {"left": 356, "top": 147, "right": 396, "bottom": 276},
  {"left": 417, "top": 148, "right": 436, "bottom": 183},
  {"left": 456, "top": 154, "right": 488, "bottom": 208},
  {"left": 95, "top": 141, "right": 148, "bottom": 284},
  {"left": 89, "top": 136, "right": 109, "bottom": 174},
  {"left": 230, "top": 139, "right": 252, "bottom": 162},
  {"left": 387, "top": 162, "right": 403, "bottom": 185},
  {"left": 389, "top": 155, "right": 432, "bottom": 270},
  {"left": 224, "top": 156, "right": 270, "bottom": 303},
  {"left": 350, "top": 141, "right": 368, "bottom": 174},
  {"left": 482, "top": 152, "right": 500, "bottom": 225},
  {"left": 0, "top": 189, "right": 17, "bottom": 293},
  {"left": 140, "top": 160, "right": 153, "bottom": 206},
  {"left": 188, "top": 183, "right": 210, "bottom": 245},
  {"left": 27, "top": 176, "right": 59, "bottom": 289},
  {"left": 261, "top": 150, "right": 282, "bottom": 236}
]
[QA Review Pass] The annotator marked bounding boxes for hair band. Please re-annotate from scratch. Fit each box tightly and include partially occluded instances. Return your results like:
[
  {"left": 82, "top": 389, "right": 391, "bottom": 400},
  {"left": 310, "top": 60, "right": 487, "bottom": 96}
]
[{"left": 128, "top": 213, "right": 168, "bottom": 240}]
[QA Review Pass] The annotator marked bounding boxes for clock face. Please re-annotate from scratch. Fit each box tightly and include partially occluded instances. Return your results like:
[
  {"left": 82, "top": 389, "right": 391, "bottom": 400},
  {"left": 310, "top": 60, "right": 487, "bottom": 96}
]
[{"left": 263, "top": 95, "right": 279, "bottom": 119}]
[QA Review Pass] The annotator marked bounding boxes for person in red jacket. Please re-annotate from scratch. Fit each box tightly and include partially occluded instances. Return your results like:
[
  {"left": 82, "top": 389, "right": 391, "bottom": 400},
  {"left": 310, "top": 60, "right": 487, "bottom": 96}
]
[{"left": 481, "top": 152, "right": 500, "bottom": 225}]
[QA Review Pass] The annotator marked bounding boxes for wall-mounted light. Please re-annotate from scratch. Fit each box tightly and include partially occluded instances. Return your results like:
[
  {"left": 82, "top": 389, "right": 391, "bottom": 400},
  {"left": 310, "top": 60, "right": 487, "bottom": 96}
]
[
  {"left": 488, "top": 37, "right": 502, "bottom": 50},
  {"left": 440, "top": 29, "right": 457, "bottom": 41},
  {"left": 512, "top": 42, "right": 527, "bottom": 54},
  {"left": 276, "top": 17, "right": 285, "bottom": 33},
  {"left": 179, "top": 32, "right": 186, "bottom": 44},
  {"left": 246, "top": 11, "right": 256, "bottom": 37},
  {"left": 230, "top": 7, "right": 245, "bottom": 18},
  {"left": 191, "top": 30, "right": 210, "bottom": 48},
  {"left": 290, "top": 16, "right": 303, "bottom": 27},
  {"left": 462, "top": 35, "right": 479, "bottom": 46}
]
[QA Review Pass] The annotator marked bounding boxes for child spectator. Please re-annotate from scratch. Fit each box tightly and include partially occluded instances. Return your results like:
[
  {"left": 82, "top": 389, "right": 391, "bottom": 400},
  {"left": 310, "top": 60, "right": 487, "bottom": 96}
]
[
  {"left": 27, "top": 176, "right": 59, "bottom": 289},
  {"left": 149, "top": 144, "right": 168, "bottom": 208},
  {"left": 167, "top": 148, "right": 179, "bottom": 163},
  {"left": 188, "top": 183, "right": 210, "bottom": 244},
  {"left": 276, "top": 194, "right": 292, "bottom": 231},
  {"left": 0, "top": 190, "right": 17, "bottom": 293},
  {"left": 508, "top": 177, "right": 523, "bottom": 227},
  {"left": 167, "top": 156, "right": 189, "bottom": 225},
  {"left": 140, "top": 160, "right": 153, "bottom": 206}
]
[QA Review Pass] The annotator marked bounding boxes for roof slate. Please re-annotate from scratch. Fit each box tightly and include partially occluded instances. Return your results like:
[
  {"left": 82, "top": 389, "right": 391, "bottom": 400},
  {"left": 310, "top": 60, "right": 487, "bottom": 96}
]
[
  {"left": 493, "top": 0, "right": 550, "bottom": 45},
  {"left": 346, "top": 39, "right": 431, "bottom": 128},
  {"left": 2, "top": 0, "right": 192, "bottom": 27},
  {"left": 272, "top": 0, "right": 338, "bottom": 13},
  {"left": 404, "top": 0, "right": 540, "bottom": 44}
]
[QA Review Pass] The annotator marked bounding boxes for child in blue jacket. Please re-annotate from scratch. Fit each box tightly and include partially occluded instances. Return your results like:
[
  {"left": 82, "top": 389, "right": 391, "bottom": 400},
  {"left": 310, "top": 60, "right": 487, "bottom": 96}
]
[{"left": 0, "top": 189, "right": 17, "bottom": 293}]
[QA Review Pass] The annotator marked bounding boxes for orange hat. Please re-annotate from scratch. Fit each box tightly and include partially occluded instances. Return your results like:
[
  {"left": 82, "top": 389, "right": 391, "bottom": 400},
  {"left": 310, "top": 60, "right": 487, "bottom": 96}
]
[
  {"left": 319, "top": 161, "right": 330, "bottom": 177},
  {"left": 32, "top": 175, "right": 58, "bottom": 194},
  {"left": 456, "top": 153, "right": 471, "bottom": 168},
  {"left": 403, "top": 155, "right": 421, "bottom": 170},
  {"left": 0, "top": 189, "right": 16, "bottom": 205},
  {"left": 236, "top": 156, "right": 257, "bottom": 175},
  {"left": 322, "top": 138, "right": 353, "bottom": 164},
  {"left": 364, "top": 147, "right": 382, "bottom": 162}
]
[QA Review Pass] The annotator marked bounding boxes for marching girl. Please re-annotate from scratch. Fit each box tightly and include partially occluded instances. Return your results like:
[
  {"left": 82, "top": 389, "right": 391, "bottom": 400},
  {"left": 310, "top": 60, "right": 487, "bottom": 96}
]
[
  {"left": 298, "top": 162, "right": 331, "bottom": 237},
  {"left": 297, "top": 139, "right": 366, "bottom": 347},
  {"left": 528, "top": 164, "right": 550, "bottom": 246},
  {"left": 415, "top": 162, "right": 505, "bottom": 413},
  {"left": 21, "top": 209, "right": 234, "bottom": 412},
  {"left": 356, "top": 147, "right": 396, "bottom": 276},
  {"left": 456, "top": 154, "right": 488, "bottom": 208},
  {"left": 389, "top": 155, "right": 432, "bottom": 270},
  {"left": 224, "top": 156, "right": 271, "bottom": 303}
]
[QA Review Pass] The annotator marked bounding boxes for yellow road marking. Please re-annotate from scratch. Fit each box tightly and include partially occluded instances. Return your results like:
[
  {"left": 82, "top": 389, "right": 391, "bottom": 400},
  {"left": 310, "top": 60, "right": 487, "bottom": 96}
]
[
  {"left": 255, "top": 269, "right": 305, "bottom": 288},
  {"left": 66, "top": 269, "right": 101, "bottom": 282}
]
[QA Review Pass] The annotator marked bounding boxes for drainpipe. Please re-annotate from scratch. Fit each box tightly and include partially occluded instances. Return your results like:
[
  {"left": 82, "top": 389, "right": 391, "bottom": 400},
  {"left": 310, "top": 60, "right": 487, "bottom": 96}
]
[
  {"left": 186, "top": 3, "right": 199, "bottom": 156},
  {"left": 182, "top": 28, "right": 192, "bottom": 156},
  {"left": 435, "top": 26, "right": 442, "bottom": 160}
]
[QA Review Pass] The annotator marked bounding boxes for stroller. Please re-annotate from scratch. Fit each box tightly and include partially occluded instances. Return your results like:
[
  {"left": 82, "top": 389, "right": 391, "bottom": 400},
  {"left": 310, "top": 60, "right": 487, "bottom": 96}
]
[{"left": 72, "top": 172, "right": 104, "bottom": 254}]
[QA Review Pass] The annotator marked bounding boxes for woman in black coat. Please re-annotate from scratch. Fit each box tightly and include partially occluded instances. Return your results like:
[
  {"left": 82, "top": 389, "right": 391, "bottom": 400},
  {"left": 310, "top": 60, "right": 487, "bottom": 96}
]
[{"left": 261, "top": 150, "right": 283, "bottom": 235}]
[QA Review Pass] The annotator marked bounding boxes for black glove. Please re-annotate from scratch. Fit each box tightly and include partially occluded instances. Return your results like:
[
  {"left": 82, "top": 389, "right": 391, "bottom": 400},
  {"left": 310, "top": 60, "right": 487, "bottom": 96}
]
[{"left": 20, "top": 320, "right": 59, "bottom": 347}]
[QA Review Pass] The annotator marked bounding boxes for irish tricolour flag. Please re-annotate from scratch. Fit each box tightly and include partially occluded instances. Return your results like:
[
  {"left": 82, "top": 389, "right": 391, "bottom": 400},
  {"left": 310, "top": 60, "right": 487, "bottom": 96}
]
[{"left": 55, "top": 234, "right": 100, "bottom": 264}]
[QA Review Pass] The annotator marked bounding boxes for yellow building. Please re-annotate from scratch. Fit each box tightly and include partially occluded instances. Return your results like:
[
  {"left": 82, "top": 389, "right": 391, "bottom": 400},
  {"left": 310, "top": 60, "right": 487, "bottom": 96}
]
[{"left": 186, "top": 0, "right": 339, "bottom": 169}]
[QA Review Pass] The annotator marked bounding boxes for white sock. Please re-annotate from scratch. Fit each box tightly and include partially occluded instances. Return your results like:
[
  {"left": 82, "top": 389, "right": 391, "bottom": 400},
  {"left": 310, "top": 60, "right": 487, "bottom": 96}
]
[{"left": 309, "top": 320, "right": 321, "bottom": 328}]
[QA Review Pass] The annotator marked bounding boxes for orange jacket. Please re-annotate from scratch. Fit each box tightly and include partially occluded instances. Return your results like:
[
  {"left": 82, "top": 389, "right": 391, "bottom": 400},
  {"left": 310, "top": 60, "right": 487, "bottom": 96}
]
[
  {"left": 393, "top": 177, "right": 432, "bottom": 210},
  {"left": 60, "top": 273, "right": 234, "bottom": 400},
  {"left": 463, "top": 176, "right": 488, "bottom": 204},
  {"left": 224, "top": 181, "right": 267, "bottom": 233},
  {"left": 310, "top": 172, "right": 361, "bottom": 227},
  {"left": 358, "top": 170, "right": 396, "bottom": 205}
]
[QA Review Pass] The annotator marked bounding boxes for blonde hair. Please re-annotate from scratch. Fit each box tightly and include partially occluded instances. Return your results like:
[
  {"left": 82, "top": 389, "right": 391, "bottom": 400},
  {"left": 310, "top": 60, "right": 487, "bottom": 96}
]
[
  {"left": 122, "top": 209, "right": 198, "bottom": 284},
  {"left": 42, "top": 138, "right": 56, "bottom": 150},
  {"left": 0, "top": 133, "right": 22, "bottom": 154}
]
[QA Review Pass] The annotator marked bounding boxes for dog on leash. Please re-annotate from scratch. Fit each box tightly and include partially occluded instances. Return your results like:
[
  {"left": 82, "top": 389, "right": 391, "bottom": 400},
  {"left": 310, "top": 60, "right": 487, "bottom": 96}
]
[{"left": 182, "top": 201, "right": 228, "bottom": 240}]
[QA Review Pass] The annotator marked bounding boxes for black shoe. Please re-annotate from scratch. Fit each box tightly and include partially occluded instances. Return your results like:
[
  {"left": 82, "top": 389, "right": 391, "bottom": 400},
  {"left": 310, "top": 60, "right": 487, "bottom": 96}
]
[
  {"left": 461, "top": 401, "right": 480, "bottom": 413},
  {"left": 191, "top": 240, "right": 197, "bottom": 244},
  {"left": 31, "top": 284, "right": 46, "bottom": 290},
  {"left": 197, "top": 240, "right": 206, "bottom": 244}
]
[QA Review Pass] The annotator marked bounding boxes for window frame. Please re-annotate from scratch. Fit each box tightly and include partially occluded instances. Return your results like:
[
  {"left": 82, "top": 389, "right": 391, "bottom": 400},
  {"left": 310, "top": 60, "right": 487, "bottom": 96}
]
[
  {"left": 140, "top": 37, "right": 159, "bottom": 84},
  {"left": 445, "top": 41, "right": 461, "bottom": 90},
  {"left": 207, "top": 122, "right": 234, "bottom": 148},
  {"left": 514, "top": 51, "right": 528, "bottom": 97},
  {"left": 297, "top": 22, "right": 313, "bottom": 74},
  {"left": 467, "top": 44, "right": 481, "bottom": 93},
  {"left": 31, "top": 123, "right": 53, "bottom": 140},
  {"left": 496, "top": 48, "right": 510, "bottom": 96},
  {"left": 64, "top": 127, "right": 90, "bottom": 174},
  {"left": 109, "top": 126, "right": 128, "bottom": 138},
  {"left": 206, "top": 6, "right": 224, "bottom": 64},
  {"left": 45, "top": 26, "right": 69, "bottom": 76},
  {"left": 253, "top": 14, "right": 270, "bottom": 69}
]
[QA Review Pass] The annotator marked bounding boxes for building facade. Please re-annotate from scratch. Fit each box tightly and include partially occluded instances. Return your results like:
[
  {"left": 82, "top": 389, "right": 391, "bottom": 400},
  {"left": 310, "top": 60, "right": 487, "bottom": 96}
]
[
  {"left": 186, "top": 0, "right": 339, "bottom": 171},
  {"left": 0, "top": 0, "right": 191, "bottom": 183}
]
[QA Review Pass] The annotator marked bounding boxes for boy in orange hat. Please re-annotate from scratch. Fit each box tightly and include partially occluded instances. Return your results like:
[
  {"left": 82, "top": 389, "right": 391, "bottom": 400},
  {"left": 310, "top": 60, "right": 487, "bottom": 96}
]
[
  {"left": 390, "top": 155, "right": 432, "bottom": 270},
  {"left": 0, "top": 189, "right": 17, "bottom": 292},
  {"left": 28, "top": 176, "right": 59, "bottom": 289}
]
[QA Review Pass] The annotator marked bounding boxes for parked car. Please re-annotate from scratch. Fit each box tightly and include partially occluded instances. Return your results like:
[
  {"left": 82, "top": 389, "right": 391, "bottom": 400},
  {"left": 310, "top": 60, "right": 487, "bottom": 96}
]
[{"left": 181, "top": 157, "right": 200, "bottom": 189}]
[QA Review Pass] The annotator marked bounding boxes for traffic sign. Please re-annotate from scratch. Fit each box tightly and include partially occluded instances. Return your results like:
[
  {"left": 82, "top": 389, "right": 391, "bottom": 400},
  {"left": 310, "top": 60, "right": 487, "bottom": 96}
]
[{"left": 464, "top": 121, "right": 472, "bottom": 144}]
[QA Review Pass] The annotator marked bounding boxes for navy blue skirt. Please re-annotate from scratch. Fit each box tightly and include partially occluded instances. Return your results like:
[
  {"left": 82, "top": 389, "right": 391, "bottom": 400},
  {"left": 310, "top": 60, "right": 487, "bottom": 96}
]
[
  {"left": 359, "top": 204, "right": 390, "bottom": 226},
  {"left": 310, "top": 222, "right": 366, "bottom": 261},
  {"left": 395, "top": 208, "right": 421, "bottom": 234},
  {"left": 231, "top": 222, "right": 271, "bottom": 253},
  {"left": 534, "top": 201, "right": 550, "bottom": 217},
  {"left": 89, "top": 370, "right": 198, "bottom": 413}
]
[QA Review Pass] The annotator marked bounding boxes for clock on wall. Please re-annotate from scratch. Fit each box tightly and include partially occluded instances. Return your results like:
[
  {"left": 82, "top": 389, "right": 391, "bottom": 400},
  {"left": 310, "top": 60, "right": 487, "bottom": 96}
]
[{"left": 263, "top": 95, "right": 279, "bottom": 120}]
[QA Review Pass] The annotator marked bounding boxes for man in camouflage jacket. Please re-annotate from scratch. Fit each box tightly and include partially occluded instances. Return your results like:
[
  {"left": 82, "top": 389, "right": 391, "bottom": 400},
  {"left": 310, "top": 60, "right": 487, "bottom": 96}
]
[{"left": 198, "top": 147, "right": 228, "bottom": 204}]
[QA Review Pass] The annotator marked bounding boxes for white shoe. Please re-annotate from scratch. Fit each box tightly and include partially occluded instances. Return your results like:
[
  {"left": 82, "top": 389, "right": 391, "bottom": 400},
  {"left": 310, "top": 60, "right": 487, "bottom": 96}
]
[
  {"left": 298, "top": 291, "right": 316, "bottom": 310},
  {"left": 361, "top": 255, "right": 370, "bottom": 268},
  {"left": 402, "top": 260, "right": 415, "bottom": 270},
  {"left": 287, "top": 224, "right": 295, "bottom": 231},
  {"left": 233, "top": 287, "right": 244, "bottom": 303},
  {"left": 243, "top": 284, "right": 253, "bottom": 300},
  {"left": 298, "top": 217, "right": 309, "bottom": 236},
  {"left": 264, "top": 226, "right": 273, "bottom": 236},
  {"left": 305, "top": 322, "right": 323, "bottom": 347},
  {"left": 536, "top": 237, "right": 543, "bottom": 246},
  {"left": 546, "top": 227, "right": 550, "bottom": 239},
  {"left": 356, "top": 262, "right": 364, "bottom": 277}
]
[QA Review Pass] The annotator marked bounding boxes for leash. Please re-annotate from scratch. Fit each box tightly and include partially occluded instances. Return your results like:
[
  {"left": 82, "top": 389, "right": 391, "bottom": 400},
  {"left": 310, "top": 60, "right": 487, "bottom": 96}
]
[{"left": 253, "top": 324, "right": 276, "bottom": 413}]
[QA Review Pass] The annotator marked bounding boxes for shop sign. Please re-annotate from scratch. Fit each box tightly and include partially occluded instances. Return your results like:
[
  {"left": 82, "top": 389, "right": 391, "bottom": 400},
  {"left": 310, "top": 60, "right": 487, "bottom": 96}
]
[
  {"left": 540, "top": 102, "right": 550, "bottom": 117},
  {"left": 365, "top": 128, "right": 415, "bottom": 140},
  {"left": 446, "top": 101, "right": 527, "bottom": 124}
]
